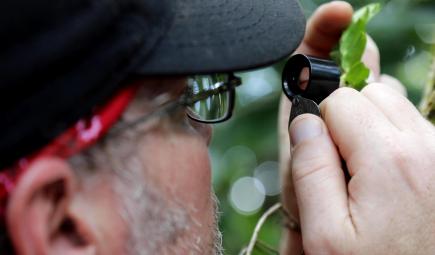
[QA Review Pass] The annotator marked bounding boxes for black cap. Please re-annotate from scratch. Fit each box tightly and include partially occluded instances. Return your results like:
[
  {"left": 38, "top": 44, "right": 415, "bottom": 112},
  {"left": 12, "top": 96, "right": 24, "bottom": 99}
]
[{"left": 0, "top": 0, "right": 305, "bottom": 168}]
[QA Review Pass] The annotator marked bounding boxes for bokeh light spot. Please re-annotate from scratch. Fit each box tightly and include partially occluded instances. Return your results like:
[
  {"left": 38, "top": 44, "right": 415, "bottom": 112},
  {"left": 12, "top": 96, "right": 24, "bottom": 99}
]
[
  {"left": 229, "top": 177, "right": 265, "bottom": 215},
  {"left": 254, "top": 161, "right": 281, "bottom": 196}
]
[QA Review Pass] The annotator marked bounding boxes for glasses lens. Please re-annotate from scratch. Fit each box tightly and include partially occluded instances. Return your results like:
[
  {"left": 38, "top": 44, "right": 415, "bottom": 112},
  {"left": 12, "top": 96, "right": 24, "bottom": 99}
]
[{"left": 186, "top": 74, "right": 231, "bottom": 122}]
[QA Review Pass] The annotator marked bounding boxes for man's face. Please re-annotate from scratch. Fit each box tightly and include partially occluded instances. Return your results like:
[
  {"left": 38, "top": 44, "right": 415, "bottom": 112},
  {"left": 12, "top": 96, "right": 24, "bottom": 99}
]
[{"left": 70, "top": 78, "right": 221, "bottom": 255}]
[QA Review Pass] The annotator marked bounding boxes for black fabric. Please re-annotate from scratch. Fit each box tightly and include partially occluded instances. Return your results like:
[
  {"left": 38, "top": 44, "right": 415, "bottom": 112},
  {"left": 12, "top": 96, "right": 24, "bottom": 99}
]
[
  {"left": 0, "top": 0, "right": 173, "bottom": 168},
  {"left": 0, "top": 0, "right": 305, "bottom": 169},
  {"left": 136, "top": 0, "right": 306, "bottom": 75}
]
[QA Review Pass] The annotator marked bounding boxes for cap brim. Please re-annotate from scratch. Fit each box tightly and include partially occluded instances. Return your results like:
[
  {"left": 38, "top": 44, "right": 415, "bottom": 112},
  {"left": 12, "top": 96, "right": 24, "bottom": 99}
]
[{"left": 134, "top": 0, "right": 306, "bottom": 75}]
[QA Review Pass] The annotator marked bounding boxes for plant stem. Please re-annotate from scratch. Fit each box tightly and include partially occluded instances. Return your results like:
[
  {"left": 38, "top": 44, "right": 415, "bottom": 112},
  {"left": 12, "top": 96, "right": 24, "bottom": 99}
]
[
  {"left": 243, "top": 203, "right": 282, "bottom": 255},
  {"left": 255, "top": 240, "right": 279, "bottom": 254},
  {"left": 420, "top": 45, "right": 435, "bottom": 125}
]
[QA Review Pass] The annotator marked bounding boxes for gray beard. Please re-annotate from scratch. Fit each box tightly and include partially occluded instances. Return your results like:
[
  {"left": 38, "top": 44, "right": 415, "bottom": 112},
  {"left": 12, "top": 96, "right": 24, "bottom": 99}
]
[
  {"left": 68, "top": 130, "right": 223, "bottom": 255},
  {"left": 112, "top": 156, "right": 224, "bottom": 255}
]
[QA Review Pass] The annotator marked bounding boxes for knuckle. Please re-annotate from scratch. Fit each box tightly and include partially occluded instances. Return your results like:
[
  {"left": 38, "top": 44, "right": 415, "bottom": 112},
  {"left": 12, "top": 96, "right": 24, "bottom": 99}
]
[
  {"left": 361, "top": 82, "right": 382, "bottom": 95},
  {"left": 386, "top": 142, "right": 425, "bottom": 192},
  {"left": 321, "top": 87, "right": 358, "bottom": 114},
  {"left": 380, "top": 74, "right": 407, "bottom": 96},
  {"left": 388, "top": 143, "right": 410, "bottom": 168},
  {"left": 362, "top": 82, "right": 400, "bottom": 97},
  {"left": 331, "top": 87, "right": 358, "bottom": 99},
  {"left": 323, "top": 87, "right": 358, "bottom": 106}
]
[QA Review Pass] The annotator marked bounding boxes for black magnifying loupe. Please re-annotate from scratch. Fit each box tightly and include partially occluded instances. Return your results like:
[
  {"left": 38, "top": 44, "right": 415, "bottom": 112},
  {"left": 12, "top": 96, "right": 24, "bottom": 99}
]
[{"left": 282, "top": 54, "right": 341, "bottom": 104}]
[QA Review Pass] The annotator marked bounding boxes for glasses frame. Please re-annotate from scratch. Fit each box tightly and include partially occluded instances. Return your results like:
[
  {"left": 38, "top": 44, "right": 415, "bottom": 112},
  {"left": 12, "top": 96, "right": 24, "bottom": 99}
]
[
  {"left": 108, "top": 73, "right": 242, "bottom": 136},
  {"left": 185, "top": 73, "right": 241, "bottom": 123}
]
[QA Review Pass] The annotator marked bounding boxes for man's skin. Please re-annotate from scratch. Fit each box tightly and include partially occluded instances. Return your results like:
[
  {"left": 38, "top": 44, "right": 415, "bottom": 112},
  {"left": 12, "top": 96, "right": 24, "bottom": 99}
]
[
  {"left": 279, "top": 3, "right": 355, "bottom": 252},
  {"left": 280, "top": 1, "right": 435, "bottom": 255},
  {"left": 6, "top": 79, "right": 218, "bottom": 254},
  {"left": 4, "top": 1, "right": 435, "bottom": 255}
]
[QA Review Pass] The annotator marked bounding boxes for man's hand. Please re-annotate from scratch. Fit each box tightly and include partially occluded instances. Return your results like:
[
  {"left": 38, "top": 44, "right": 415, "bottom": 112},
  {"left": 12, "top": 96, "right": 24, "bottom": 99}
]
[
  {"left": 279, "top": 1, "right": 353, "bottom": 253},
  {"left": 288, "top": 81, "right": 435, "bottom": 254},
  {"left": 279, "top": 2, "right": 420, "bottom": 255},
  {"left": 280, "top": 1, "right": 435, "bottom": 255}
]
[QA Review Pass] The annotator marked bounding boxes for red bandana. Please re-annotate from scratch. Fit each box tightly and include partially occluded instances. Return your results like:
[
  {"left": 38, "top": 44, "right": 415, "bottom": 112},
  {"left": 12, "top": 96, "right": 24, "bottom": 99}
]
[{"left": 0, "top": 85, "right": 137, "bottom": 221}]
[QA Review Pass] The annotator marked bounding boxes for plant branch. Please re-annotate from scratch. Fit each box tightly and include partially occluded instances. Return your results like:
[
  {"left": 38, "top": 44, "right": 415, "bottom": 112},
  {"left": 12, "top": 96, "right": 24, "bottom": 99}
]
[
  {"left": 242, "top": 203, "right": 282, "bottom": 255},
  {"left": 420, "top": 44, "right": 435, "bottom": 124},
  {"left": 255, "top": 240, "right": 279, "bottom": 254}
]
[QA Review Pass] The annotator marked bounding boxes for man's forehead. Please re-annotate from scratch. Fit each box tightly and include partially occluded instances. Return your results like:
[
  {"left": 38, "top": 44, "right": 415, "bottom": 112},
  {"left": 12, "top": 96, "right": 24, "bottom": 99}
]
[{"left": 138, "top": 77, "right": 187, "bottom": 98}]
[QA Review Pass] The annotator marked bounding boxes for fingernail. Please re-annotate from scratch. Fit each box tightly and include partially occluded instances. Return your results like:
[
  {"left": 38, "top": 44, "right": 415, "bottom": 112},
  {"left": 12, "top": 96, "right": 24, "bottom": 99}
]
[{"left": 290, "top": 117, "right": 323, "bottom": 146}]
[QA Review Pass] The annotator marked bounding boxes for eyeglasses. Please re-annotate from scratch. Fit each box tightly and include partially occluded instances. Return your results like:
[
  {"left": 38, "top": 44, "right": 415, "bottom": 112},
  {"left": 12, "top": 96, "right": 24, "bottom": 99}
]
[
  {"left": 109, "top": 73, "right": 242, "bottom": 134},
  {"left": 185, "top": 73, "right": 241, "bottom": 123}
]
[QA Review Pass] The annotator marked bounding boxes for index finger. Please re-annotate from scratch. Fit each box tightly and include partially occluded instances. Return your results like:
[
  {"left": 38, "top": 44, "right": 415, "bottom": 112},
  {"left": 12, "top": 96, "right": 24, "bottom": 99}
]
[{"left": 295, "top": 1, "right": 353, "bottom": 58}]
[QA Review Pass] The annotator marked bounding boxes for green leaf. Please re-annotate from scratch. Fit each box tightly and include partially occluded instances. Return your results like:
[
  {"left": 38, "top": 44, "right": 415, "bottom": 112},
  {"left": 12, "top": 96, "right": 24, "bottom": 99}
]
[
  {"left": 331, "top": 3, "right": 382, "bottom": 90},
  {"left": 340, "top": 19, "right": 367, "bottom": 71},
  {"left": 342, "top": 62, "right": 370, "bottom": 90},
  {"left": 353, "top": 3, "right": 382, "bottom": 23},
  {"left": 330, "top": 49, "right": 340, "bottom": 64}
]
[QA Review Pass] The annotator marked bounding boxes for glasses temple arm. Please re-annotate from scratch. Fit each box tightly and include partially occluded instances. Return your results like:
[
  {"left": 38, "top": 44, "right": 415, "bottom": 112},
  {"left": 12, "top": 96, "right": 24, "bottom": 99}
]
[{"left": 182, "top": 76, "right": 242, "bottom": 106}]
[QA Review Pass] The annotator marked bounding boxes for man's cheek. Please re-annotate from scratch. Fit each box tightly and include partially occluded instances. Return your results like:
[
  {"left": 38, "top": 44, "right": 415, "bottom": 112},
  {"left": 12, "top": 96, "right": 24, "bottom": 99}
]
[{"left": 138, "top": 131, "right": 212, "bottom": 205}]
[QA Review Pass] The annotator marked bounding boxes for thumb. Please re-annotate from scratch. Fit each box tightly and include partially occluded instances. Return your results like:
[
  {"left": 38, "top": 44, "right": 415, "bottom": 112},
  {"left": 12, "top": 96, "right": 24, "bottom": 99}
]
[{"left": 289, "top": 114, "right": 353, "bottom": 252}]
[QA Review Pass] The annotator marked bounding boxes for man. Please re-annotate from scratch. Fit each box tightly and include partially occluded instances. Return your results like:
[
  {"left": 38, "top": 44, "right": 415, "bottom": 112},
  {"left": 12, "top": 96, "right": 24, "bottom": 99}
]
[
  {"left": 1, "top": 0, "right": 306, "bottom": 254},
  {"left": 1, "top": 1, "right": 434, "bottom": 255}
]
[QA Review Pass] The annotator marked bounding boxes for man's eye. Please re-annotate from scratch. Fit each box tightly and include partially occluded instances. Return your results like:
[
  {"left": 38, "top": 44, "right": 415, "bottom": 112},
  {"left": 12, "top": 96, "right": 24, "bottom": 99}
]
[
  {"left": 186, "top": 92, "right": 231, "bottom": 122},
  {"left": 186, "top": 74, "right": 231, "bottom": 123}
]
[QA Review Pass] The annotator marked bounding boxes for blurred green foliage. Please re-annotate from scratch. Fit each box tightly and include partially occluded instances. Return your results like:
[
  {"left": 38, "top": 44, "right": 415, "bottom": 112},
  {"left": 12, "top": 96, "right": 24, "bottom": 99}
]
[{"left": 211, "top": 0, "right": 435, "bottom": 254}]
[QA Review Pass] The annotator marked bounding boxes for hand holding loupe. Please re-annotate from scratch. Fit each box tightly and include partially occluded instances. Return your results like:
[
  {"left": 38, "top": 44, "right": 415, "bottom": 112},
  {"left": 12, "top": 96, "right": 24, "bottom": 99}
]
[
  {"left": 283, "top": 54, "right": 351, "bottom": 182},
  {"left": 282, "top": 54, "right": 341, "bottom": 125}
]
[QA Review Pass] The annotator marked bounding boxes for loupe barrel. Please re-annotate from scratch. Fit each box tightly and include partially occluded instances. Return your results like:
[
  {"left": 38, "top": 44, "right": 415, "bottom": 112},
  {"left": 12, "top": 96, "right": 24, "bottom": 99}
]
[{"left": 282, "top": 54, "right": 341, "bottom": 104}]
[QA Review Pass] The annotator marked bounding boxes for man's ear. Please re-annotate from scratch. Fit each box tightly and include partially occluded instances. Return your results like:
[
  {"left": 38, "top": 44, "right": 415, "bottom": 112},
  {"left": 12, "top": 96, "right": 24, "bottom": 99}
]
[{"left": 6, "top": 157, "right": 96, "bottom": 255}]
